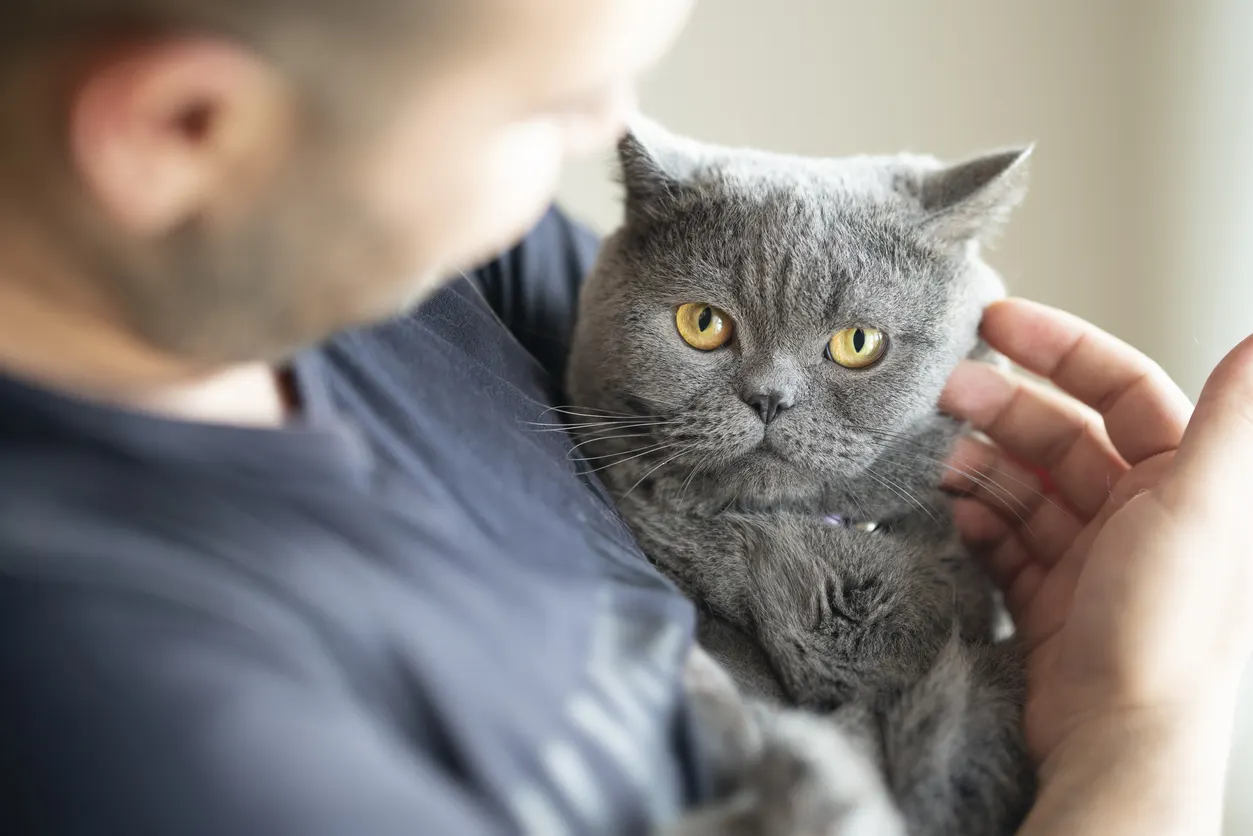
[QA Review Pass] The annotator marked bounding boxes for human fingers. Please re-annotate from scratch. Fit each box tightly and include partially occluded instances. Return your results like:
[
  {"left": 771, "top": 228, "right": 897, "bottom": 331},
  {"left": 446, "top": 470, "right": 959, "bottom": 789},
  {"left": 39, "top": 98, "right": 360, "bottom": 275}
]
[
  {"left": 942, "top": 360, "right": 1126, "bottom": 519},
  {"left": 944, "top": 434, "right": 1084, "bottom": 565},
  {"left": 979, "top": 298, "right": 1191, "bottom": 465}
]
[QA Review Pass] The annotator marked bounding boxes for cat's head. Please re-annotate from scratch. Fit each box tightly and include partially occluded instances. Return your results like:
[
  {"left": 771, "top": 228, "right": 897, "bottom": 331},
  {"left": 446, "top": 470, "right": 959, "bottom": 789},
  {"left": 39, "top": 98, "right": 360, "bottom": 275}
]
[{"left": 567, "top": 121, "right": 1030, "bottom": 516}]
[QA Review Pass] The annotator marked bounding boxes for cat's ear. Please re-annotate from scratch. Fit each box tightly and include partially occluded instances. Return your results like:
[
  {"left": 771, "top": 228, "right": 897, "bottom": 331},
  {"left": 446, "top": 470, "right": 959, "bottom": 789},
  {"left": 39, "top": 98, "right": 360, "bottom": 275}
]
[
  {"left": 914, "top": 146, "right": 1033, "bottom": 246},
  {"left": 618, "top": 118, "right": 701, "bottom": 221}
]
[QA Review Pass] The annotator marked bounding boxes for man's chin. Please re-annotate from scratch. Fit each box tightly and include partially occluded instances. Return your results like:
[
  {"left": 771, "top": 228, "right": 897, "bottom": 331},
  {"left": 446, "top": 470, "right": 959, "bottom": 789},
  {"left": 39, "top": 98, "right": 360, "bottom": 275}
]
[{"left": 393, "top": 268, "right": 450, "bottom": 314}]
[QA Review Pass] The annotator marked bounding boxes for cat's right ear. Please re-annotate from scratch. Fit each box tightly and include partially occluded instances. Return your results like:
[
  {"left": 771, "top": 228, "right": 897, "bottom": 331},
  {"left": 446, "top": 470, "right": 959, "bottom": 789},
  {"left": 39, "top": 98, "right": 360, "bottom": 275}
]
[{"left": 618, "top": 118, "right": 700, "bottom": 222}]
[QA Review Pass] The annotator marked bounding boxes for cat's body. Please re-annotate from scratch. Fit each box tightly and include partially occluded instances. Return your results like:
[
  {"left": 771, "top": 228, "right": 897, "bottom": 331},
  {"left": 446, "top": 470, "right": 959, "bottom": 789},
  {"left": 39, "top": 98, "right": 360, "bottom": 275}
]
[{"left": 565, "top": 123, "right": 1036, "bottom": 834}]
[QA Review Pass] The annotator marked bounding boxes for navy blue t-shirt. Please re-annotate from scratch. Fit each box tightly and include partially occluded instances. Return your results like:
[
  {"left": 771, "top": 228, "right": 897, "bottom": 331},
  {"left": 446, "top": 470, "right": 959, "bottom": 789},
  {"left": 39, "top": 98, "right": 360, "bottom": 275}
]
[{"left": 0, "top": 209, "right": 702, "bottom": 835}]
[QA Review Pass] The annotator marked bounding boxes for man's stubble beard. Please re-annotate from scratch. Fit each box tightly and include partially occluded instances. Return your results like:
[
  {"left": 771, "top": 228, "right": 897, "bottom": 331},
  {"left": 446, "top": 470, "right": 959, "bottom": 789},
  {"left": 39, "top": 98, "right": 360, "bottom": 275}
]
[{"left": 90, "top": 168, "right": 434, "bottom": 368}]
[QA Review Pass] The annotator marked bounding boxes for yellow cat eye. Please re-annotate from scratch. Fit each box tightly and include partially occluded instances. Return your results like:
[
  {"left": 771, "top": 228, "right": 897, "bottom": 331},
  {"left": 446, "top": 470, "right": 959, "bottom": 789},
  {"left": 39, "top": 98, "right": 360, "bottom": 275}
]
[
  {"left": 676, "top": 303, "right": 734, "bottom": 351},
  {"left": 827, "top": 327, "right": 886, "bottom": 368}
]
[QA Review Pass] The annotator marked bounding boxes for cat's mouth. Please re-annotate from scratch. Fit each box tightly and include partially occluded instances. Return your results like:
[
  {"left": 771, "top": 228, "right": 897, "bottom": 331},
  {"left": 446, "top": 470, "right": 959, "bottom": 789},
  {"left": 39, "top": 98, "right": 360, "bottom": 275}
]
[
  {"left": 754, "top": 430, "right": 794, "bottom": 457},
  {"left": 754, "top": 438, "right": 790, "bottom": 459}
]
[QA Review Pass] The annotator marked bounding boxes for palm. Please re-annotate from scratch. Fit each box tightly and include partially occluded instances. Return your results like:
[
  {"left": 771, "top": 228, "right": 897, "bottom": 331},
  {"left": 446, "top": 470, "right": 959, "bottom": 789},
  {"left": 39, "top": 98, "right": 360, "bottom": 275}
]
[
  {"left": 1011, "top": 453, "right": 1174, "bottom": 758},
  {"left": 939, "top": 300, "right": 1196, "bottom": 764}
]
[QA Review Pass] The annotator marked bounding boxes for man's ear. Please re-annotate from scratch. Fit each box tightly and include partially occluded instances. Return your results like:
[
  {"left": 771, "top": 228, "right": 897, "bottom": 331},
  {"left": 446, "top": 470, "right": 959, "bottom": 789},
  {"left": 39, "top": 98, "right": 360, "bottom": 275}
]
[
  {"left": 69, "top": 37, "right": 295, "bottom": 237},
  {"left": 617, "top": 116, "right": 702, "bottom": 222},
  {"left": 913, "top": 146, "right": 1033, "bottom": 246}
]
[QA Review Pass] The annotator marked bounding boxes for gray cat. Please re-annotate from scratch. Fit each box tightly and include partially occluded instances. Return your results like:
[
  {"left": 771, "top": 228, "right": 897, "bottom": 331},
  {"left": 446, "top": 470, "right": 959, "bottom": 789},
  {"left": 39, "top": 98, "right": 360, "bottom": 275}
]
[{"left": 564, "top": 122, "right": 1036, "bottom": 835}]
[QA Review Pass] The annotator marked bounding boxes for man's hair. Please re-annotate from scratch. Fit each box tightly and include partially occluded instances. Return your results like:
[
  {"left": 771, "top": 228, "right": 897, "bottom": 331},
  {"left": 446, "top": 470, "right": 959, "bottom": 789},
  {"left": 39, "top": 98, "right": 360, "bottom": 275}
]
[
  {"left": 0, "top": 1, "right": 475, "bottom": 208},
  {"left": 1, "top": 2, "right": 467, "bottom": 98}
]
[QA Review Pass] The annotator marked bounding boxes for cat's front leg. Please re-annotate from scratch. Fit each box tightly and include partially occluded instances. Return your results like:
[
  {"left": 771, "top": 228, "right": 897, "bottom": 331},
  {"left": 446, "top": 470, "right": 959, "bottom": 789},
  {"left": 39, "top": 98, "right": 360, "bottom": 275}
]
[
  {"left": 665, "top": 709, "right": 907, "bottom": 836},
  {"left": 620, "top": 502, "right": 763, "bottom": 630},
  {"left": 666, "top": 646, "right": 906, "bottom": 836}
]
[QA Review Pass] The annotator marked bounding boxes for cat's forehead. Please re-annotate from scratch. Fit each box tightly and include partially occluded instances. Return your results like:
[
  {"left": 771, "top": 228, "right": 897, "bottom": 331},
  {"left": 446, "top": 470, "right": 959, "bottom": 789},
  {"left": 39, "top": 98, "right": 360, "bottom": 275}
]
[{"left": 628, "top": 160, "right": 962, "bottom": 330}]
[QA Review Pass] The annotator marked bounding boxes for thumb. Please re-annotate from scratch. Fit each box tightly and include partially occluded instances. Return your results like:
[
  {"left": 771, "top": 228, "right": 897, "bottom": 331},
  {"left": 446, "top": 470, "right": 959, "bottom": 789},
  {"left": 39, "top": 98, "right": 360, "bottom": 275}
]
[{"left": 1158, "top": 333, "right": 1253, "bottom": 518}]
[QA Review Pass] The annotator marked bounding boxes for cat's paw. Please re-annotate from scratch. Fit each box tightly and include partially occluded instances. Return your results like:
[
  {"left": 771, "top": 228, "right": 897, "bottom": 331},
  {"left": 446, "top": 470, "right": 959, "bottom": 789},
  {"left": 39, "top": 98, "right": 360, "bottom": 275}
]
[{"left": 663, "top": 711, "right": 906, "bottom": 836}]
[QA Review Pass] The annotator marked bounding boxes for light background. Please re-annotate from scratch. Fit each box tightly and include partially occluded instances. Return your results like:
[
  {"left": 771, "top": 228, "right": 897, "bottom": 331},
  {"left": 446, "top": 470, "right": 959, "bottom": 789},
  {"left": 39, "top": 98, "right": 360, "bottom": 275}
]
[{"left": 556, "top": 1, "right": 1253, "bottom": 830}]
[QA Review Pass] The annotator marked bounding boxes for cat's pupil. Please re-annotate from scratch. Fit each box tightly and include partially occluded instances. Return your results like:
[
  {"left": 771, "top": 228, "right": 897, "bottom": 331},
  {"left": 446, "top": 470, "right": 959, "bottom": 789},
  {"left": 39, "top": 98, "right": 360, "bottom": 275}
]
[
  {"left": 852, "top": 329, "right": 866, "bottom": 353},
  {"left": 698, "top": 307, "right": 713, "bottom": 332}
]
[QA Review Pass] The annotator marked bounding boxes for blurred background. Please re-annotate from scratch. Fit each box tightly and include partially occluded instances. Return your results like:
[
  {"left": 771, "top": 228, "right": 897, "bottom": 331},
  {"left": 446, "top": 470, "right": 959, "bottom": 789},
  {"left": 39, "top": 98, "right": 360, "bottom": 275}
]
[{"left": 555, "top": 0, "right": 1253, "bottom": 830}]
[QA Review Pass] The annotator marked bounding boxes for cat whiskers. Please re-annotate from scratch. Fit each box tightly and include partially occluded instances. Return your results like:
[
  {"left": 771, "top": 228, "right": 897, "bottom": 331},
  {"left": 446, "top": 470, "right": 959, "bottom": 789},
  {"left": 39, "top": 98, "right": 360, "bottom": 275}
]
[
  {"left": 678, "top": 462, "right": 704, "bottom": 505},
  {"left": 568, "top": 441, "right": 668, "bottom": 463},
  {"left": 619, "top": 448, "right": 690, "bottom": 501},
  {"left": 542, "top": 404, "right": 643, "bottom": 417},
  {"left": 564, "top": 426, "right": 673, "bottom": 458},
  {"left": 851, "top": 424, "right": 1062, "bottom": 535},
  {"left": 855, "top": 425, "right": 1058, "bottom": 508},
  {"left": 876, "top": 449, "right": 1036, "bottom": 535},
  {"left": 575, "top": 443, "right": 684, "bottom": 475},
  {"left": 621, "top": 393, "right": 687, "bottom": 410},
  {"left": 528, "top": 407, "right": 666, "bottom": 424},
  {"left": 849, "top": 486, "right": 874, "bottom": 525},
  {"left": 526, "top": 420, "right": 663, "bottom": 433},
  {"left": 524, "top": 407, "right": 681, "bottom": 447},
  {"left": 860, "top": 466, "right": 940, "bottom": 525},
  {"left": 537, "top": 399, "right": 681, "bottom": 420}
]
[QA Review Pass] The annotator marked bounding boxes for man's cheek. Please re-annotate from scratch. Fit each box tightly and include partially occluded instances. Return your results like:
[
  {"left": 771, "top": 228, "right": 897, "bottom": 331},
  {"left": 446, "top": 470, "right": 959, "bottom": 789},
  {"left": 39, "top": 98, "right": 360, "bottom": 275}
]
[
  {"left": 482, "top": 121, "right": 565, "bottom": 221},
  {"left": 444, "top": 124, "right": 565, "bottom": 264}
]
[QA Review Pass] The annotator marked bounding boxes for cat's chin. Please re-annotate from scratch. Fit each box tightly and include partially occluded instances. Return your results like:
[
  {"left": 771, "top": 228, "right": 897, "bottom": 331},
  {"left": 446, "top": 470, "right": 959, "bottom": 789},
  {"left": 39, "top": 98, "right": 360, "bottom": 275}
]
[
  {"left": 728, "top": 493, "right": 827, "bottom": 515},
  {"left": 712, "top": 450, "right": 829, "bottom": 511}
]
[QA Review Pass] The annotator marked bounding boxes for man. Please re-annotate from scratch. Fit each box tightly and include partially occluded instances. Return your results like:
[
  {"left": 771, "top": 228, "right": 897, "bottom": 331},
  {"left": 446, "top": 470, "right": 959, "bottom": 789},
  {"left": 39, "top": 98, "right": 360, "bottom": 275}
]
[{"left": 0, "top": 1, "right": 1248, "bottom": 834}]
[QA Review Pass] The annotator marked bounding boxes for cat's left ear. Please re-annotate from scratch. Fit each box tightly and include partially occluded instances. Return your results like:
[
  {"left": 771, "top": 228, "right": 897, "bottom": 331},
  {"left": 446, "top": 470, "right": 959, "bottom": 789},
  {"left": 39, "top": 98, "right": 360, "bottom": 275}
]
[
  {"left": 914, "top": 146, "right": 1033, "bottom": 246},
  {"left": 618, "top": 117, "right": 703, "bottom": 222}
]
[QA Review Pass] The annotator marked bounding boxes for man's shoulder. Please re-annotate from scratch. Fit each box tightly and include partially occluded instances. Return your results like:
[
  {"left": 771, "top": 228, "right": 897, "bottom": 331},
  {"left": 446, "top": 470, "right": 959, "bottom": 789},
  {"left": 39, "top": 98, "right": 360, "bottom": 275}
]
[
  {"left": 467, "top": 205, "right": 601, "bottom": 297},
  {"left": 465, "top": 205, "right": 602, "bottom": 381},
  {"left": 314, "top": 208, "right": 599, "bottom": 487}
]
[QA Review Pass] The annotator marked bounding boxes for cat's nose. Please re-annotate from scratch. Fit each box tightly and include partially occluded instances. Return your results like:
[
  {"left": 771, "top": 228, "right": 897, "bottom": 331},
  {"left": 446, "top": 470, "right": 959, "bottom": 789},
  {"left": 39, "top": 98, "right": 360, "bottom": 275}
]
[{"left": 743, "top": 390, "right": 793, "bottom": 424}]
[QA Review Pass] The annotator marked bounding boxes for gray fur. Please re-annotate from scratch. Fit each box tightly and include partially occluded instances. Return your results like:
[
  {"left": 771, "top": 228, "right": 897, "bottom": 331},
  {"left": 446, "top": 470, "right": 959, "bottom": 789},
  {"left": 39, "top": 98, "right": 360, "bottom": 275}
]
[{"left": 565, "top": 121, "right": 1035, "bottom": 835}]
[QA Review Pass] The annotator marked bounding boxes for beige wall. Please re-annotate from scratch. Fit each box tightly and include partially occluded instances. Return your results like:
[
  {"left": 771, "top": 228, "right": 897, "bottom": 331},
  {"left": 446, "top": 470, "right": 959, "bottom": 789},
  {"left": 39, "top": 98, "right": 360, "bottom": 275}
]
[{"left": 557, "top": 1, "right": 1252, "bottom": 830}]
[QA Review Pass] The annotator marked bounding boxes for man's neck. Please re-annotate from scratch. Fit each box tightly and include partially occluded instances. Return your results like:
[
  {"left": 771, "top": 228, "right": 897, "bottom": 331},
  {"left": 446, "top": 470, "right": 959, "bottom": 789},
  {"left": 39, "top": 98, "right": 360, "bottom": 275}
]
[
  {"left": 0, "top": 274, "right": 289, "bottom": 428},
  {"left": 124, "top": 365, "right": 291, "bottom": 426}
]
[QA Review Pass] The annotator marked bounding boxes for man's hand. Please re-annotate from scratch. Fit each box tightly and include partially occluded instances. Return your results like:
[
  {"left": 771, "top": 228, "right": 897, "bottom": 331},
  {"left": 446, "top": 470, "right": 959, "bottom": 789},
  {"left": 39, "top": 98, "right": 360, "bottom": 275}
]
[{"left": 940, "top": 298, "right": 1253, "bottom": 834}]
